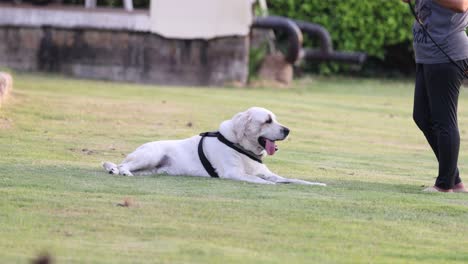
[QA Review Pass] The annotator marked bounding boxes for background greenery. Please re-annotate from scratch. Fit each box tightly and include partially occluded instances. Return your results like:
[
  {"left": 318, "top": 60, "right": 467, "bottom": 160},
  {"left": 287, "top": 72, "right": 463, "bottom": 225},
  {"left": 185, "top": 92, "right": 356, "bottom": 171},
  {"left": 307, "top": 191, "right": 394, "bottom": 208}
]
[
  {"left": 1, "top": 73, "right": 467, "bottom": 263},
  {"left": 267, "top": 0, "right": 415, "bottom": 76},
  {"left": 268, "top": 0, "right": 414, "bottom": 60}
]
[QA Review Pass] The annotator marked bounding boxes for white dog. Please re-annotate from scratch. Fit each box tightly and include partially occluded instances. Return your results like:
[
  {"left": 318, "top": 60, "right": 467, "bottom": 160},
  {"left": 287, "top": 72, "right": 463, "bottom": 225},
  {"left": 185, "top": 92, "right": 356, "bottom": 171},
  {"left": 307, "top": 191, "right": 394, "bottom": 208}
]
[{"left": 102, "top": 107, "right": 326, "bottom": 185}]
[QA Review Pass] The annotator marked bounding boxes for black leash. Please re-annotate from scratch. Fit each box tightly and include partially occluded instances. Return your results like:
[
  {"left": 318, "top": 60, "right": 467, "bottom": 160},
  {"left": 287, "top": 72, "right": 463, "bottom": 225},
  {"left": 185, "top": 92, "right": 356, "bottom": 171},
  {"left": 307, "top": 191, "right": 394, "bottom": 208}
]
[
  {"left": 198, "top": 131, "right": 263, "bottom": 178},
  {"left": 408, "top": 1, "right": 468, "bottom": 78}
]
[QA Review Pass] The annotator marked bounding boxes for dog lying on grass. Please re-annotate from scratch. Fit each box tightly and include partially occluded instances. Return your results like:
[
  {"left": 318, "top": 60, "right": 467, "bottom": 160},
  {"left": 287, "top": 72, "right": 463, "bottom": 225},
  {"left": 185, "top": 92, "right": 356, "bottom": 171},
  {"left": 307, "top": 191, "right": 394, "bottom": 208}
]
[{"left": 103, "top": 107, "right": 326, "bottom": 185}]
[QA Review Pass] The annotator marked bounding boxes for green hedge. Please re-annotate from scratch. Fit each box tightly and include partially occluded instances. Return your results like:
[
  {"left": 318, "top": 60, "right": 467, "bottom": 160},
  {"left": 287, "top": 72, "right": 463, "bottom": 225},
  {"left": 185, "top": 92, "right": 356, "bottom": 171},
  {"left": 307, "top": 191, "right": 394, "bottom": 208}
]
[{"left": 267, "top": 0, "right": 414, "bottom": 60}]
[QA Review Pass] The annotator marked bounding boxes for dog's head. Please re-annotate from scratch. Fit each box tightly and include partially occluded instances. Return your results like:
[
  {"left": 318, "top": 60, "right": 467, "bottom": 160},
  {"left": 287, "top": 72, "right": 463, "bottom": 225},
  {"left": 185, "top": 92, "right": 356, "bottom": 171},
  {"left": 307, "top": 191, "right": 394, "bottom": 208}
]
[{"left": 219, "top": 107, "right": 290, "bottom": 157}]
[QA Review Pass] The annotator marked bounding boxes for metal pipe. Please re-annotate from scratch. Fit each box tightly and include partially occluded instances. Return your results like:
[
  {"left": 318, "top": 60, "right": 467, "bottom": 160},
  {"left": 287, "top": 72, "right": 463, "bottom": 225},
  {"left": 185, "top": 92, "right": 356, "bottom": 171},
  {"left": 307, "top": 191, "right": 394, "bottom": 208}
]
[
  {"left": 303, "top": 49, "right": 367, "bottom": 65},
  {"left": 294, "top": 20, "right": 333, "bottom": 54},
  {"left": 252, "top": 16, "right": 303, "bottom": 64},
  {"left": 294, "top": 19, "right": 367, "bottom": 65},
  {"left": 251, "top": 16, "right": 366, "bottom": 65}
]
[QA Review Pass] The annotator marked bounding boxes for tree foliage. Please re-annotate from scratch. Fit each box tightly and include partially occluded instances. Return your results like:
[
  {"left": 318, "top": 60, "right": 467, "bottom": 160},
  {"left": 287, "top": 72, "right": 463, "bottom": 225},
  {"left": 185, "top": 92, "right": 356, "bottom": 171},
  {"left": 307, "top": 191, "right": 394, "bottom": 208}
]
[{"left": 267, "top": 0, "right": 414, "bottom": 60}]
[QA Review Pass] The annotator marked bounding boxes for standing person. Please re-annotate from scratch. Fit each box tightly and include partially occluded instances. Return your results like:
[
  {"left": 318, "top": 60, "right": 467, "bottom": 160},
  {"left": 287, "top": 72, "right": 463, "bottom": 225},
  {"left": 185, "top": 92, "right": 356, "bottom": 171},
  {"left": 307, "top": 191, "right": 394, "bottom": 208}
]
[{"left": 403, "top": 0, "right": 468, "bottom": 192}]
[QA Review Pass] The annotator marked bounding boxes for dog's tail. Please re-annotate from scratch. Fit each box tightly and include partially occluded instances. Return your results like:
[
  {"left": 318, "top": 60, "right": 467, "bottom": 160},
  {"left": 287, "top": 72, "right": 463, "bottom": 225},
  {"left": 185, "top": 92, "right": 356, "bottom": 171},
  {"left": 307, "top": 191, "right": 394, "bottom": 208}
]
[{"left": 102, "top": 161, "right": 119, "bottom": 175}]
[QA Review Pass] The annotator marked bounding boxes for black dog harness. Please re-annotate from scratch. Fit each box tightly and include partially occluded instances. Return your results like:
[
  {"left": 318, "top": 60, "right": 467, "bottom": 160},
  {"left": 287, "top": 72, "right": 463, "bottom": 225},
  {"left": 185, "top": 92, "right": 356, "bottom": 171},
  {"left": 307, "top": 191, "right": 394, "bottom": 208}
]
[{"left": 197, "top": 131, "right": 263, "bottom": 178}]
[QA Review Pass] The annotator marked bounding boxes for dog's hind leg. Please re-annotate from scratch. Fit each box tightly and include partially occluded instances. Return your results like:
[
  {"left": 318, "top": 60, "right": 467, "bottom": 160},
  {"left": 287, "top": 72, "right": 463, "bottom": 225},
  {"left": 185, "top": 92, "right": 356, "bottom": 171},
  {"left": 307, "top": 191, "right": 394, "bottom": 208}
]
[
  {"left": 113, "top": 149, "right": 152, "bottom": 176},
  {"left": 117, "top": 148, "right": 170, "bottom": 176},
  {"left": 102, "top": 161, "right": 119, "bottom": 175}
]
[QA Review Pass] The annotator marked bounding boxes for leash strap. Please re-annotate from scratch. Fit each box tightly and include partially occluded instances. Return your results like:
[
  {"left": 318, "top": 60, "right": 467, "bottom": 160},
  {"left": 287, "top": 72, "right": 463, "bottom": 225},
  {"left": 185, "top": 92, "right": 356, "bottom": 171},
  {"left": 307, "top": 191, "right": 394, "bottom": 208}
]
[
  {"left": 197, "top": 131, "right": 264, "bottom": 178},
  {"left": 408, "top": 1, "right": 468, "bottom": 78}
]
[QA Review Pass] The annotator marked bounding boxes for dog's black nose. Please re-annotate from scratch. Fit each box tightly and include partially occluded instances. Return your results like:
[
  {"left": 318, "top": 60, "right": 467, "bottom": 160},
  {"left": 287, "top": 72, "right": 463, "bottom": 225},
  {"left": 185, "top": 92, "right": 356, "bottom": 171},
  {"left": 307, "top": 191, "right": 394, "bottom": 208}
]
[{"left": 282, "top": 127, "right": 290, "bottom": 137}]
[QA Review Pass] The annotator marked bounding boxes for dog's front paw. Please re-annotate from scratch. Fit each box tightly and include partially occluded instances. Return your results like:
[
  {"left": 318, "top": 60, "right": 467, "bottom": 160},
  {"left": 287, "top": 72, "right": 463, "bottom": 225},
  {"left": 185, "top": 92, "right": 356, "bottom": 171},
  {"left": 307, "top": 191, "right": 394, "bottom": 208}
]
[
  {"left": 275, "top": 180, "right": 291, "bottom": 184},
  {"left": 303, "top": 181, "right": 326, "bottom": 186},
  {"left": 288, "top": 179, "right": 327, "bottom": 186}
]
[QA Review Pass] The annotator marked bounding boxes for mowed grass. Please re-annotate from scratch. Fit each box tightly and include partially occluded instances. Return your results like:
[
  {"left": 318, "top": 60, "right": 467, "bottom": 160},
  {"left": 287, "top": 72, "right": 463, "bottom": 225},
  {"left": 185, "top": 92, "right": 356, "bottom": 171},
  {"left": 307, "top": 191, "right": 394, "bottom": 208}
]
[{"left": 1, "top": 73, "right": 467, "bottom": 263}]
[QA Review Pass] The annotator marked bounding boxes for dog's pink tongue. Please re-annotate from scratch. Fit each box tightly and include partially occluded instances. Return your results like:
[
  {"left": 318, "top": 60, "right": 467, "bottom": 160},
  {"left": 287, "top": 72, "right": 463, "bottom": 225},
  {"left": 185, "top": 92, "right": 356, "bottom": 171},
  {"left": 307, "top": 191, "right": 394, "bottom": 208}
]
[{"left": 265, "top": 139, "right": 277, "bottom": 155}]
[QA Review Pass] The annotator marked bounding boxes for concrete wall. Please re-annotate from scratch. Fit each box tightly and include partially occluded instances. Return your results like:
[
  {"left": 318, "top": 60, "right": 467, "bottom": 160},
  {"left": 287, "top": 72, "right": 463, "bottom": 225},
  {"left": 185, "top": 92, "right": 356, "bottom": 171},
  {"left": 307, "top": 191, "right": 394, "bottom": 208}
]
[
  {"left": 0, "top": 5, "right": 150, "bottom": 32},
  {"left": 0, "top": 6, "right": 249, "bottom": 86}
]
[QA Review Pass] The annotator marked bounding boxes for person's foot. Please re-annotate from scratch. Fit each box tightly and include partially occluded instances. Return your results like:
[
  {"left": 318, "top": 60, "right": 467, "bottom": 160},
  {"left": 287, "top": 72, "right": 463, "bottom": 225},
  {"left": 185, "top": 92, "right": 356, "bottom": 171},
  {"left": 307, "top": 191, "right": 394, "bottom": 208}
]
[
  {"left": 453, "top": 182, "right": 467, "bottom": 193},
  {"left": 422, "top": 186, "right": 453, "bottom": 193}
]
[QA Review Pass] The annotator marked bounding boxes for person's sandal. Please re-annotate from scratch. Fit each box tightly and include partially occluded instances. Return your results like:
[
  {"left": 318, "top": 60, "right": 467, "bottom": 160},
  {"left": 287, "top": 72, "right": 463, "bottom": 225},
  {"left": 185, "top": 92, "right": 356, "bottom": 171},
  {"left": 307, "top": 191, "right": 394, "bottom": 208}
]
[
  {"left": 453, "top": 183, "right": 467, "bottom": 193},
  {"left": 422, "top": 186, "right": 453, "bottom": 193}
]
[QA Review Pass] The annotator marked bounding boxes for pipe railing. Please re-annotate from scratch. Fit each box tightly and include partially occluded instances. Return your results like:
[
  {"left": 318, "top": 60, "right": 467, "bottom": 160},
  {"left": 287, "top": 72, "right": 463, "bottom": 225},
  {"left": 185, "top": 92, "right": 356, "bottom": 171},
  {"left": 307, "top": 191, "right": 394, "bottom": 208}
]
[
  {"left": 252, "top": 16, "right": 367, "bottom": 66},
  {"left": 252, "top": 16, "right": 303, "bottom": 64}
]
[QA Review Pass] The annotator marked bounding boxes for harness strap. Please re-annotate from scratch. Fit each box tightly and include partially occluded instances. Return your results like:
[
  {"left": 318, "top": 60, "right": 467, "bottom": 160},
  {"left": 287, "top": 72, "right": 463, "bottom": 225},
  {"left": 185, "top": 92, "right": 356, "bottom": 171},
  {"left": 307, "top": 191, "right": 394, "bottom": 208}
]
[
  {"left": 198, "top": 131, "right": 263, "bottom": 178},
  {"left": 216, "top": 133, "right": 263, "bottom": 163},
  {"left": 198, "top": 133, "right": 219, "bottom": 178}
]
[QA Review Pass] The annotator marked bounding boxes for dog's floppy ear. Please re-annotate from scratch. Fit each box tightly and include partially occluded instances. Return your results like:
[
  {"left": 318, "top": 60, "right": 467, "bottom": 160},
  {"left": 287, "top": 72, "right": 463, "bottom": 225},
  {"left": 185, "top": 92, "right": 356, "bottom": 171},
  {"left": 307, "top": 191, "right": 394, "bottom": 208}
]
[
  {"left": 231, "top": 110, "right": 251, "bottom": 142},
  {"left": 219, "top": 110, "right": 252, "bottom": 143}
]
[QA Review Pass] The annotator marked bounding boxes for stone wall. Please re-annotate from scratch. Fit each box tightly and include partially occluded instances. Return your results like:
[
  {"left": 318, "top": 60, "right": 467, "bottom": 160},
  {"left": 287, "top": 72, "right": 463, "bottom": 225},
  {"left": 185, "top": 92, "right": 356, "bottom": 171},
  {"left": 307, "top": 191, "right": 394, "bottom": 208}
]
[{"left": 0, "top": 26, "right": 249, "bottom": 86}]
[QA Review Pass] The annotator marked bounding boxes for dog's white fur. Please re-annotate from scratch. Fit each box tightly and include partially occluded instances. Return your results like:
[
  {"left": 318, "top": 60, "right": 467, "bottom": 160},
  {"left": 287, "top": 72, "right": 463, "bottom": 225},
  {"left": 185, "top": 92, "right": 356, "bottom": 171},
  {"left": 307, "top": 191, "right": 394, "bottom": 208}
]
[{"left": 102, "top": 107, "right": 326, "bottom": 185}]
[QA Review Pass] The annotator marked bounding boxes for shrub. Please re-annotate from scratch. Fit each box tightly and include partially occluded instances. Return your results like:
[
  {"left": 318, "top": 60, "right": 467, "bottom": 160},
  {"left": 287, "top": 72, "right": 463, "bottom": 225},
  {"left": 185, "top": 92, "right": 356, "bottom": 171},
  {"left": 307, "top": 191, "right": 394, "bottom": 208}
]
[
  {"left": 268, "top": 0, "right": 414, "bottom": 59},
  {"left": 267, "top": 0, "right": 415, "bottom": 75}
]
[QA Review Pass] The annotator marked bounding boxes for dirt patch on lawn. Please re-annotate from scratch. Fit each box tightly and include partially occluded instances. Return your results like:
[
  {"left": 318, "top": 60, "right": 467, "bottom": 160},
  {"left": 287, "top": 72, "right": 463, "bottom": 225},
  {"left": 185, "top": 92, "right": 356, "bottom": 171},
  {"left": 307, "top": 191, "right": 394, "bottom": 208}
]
[
  {"left": 69, "top": 148, "right": 98, "bottom": 155},
  {"left": 0, "top": 116, "right": 12, "bottom": 129},
  {"left": 116, "top": 197, "right": 139, "bottom": 208}
]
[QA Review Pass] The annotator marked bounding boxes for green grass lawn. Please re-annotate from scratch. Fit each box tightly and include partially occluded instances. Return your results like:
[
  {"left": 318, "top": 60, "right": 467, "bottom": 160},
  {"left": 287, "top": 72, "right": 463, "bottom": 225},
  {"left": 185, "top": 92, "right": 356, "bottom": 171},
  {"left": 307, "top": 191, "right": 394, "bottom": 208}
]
[{"left": 1, "top": 73, "right": 467, "bottom": 263}]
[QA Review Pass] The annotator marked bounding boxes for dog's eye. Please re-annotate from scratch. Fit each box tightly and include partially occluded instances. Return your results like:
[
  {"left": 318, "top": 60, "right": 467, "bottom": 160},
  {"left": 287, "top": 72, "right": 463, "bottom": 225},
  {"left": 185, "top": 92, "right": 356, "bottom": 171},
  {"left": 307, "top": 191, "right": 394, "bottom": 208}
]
[{"left": 265, "top": 117, "right": 272, "bottom": 124}]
